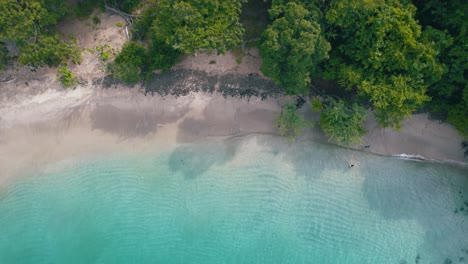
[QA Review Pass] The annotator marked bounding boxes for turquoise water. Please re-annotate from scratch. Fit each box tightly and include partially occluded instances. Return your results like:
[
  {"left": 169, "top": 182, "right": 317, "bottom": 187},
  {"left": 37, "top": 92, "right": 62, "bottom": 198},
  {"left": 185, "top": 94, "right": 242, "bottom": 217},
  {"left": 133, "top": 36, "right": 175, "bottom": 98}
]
[{"left": 1, "top": 136, "right": 467, "bottom": 264}]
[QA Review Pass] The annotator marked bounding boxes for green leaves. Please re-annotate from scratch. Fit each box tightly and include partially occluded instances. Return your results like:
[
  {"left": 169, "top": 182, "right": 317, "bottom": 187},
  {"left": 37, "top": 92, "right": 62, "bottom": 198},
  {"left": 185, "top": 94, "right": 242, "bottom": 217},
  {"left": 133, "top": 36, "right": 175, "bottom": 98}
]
[
  {"left": 260, "top": 2, "right": 330, "bottom": 95},
  {"left": 276, "top": 102, "right": 310, "bottom": 140},
  {"left": 147, "top": 0, "right": 246, "bottom": 55},
  {"left": 57, "top": 65, "right": 79, "bottom": 87},
  {"left": 0, "top": 0, "right": 68, "bottom": 42},
  {"left": 110, "top": 42, "right": 146, "bottom": 85},
  {"left": 18, "top": 34, "right": 81, "bottom": 67},
  {"left": 324, "top": 0, "right": 441, "bottom": 128},
  {"left": 315, "top": 98, "right": 367, "bottom": 145},
  {"left": 359, "top": 75, "right": 429, "bottom": 129}
]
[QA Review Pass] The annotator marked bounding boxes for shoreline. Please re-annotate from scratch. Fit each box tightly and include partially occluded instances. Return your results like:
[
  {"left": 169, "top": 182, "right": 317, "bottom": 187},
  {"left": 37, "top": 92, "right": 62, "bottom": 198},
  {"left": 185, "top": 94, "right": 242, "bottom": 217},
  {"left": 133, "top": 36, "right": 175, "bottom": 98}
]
[{"left": 0, "top": 70, "right": 466, "bottom": 187}]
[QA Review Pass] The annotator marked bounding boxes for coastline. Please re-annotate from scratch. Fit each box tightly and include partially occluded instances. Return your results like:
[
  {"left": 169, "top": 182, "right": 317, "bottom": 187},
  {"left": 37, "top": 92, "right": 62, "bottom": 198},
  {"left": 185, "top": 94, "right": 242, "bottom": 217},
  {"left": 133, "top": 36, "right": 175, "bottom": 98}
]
[
  {"left": 0, "top": 69, "right": 466, "bottom": 186},
  {"left": 0, "top": 12, "right": 466, "bottom": 185}
]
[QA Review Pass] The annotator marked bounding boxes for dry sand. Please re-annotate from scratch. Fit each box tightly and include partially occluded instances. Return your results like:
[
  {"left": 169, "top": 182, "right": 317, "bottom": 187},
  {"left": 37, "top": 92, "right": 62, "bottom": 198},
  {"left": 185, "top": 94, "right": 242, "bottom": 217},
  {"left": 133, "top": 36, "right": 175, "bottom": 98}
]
[{"left": 0, "top": 13, "right": 466, "bottom": 186}]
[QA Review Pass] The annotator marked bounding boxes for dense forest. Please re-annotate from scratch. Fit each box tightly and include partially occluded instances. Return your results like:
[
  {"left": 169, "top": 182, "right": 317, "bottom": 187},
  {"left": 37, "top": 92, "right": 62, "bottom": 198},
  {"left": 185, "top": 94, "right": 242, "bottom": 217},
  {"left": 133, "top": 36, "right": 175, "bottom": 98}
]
[{"left": 0, "top": 0, "right": 466, "bottom": 144}]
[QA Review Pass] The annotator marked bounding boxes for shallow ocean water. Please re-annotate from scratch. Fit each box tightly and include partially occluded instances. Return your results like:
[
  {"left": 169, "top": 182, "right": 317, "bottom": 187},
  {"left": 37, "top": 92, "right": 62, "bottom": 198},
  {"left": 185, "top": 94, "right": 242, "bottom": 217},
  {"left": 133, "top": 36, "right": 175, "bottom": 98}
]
[{"left": 0, "top": 135, "right": 467, "bottom": 264}]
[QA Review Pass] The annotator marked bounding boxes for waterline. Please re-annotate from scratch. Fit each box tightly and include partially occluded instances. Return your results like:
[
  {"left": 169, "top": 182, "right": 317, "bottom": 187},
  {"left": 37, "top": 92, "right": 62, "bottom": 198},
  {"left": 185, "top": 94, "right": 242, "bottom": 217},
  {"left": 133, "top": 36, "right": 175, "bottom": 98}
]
[{"left": 1, "top": 135, "right": 467, "bottom": 263}]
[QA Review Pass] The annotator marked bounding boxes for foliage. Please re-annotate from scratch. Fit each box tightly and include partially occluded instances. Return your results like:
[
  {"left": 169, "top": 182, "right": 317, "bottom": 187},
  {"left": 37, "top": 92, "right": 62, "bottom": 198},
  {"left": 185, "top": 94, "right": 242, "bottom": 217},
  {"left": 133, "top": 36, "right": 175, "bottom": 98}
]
[
  {"left": 95, "top": 44, "right": 114, "bottom": 63},
  {"left": 0, "top": 0, "right": 84, "bottom": 67},
  {"left": 113, "top": 0, "right": 142, "bottom": 13},
  {"left": 324, "top": 0, "right": 442, "bottom": 128},
  {"left": 359, "top": 76, "right": 429, "bottom": 129},
  {"left": 315, "top": 98, "right": 367, "bottom": 145},
  {"left": 0, "top": 0, "right": 69, "bottom": 42},
  {"left": 260, "top": 1, "right": 330, "bottom": 95},
  {"left": 74, "top": 0, "right": 141, "bottom": 17},
  {"left": 146, "top": 40, "right": 181, "bottom": 73},
  {"left": 110, "top": 41, "right": 146, "bottom": 85},
  {"left": 275, "top": 103, "right": 309, "bottom": 140},
  {"left": 310, "top": 97, "right": 323, "bottom": 111},
  {"left": 92, "top": 16, "right": 101, "bottom": 25},
  {"left": 446, "top": 86, "right": 468, "bottom": 138},
  {"left": 57, "top": 65, "right": 79, "bottom": 87},
  {"left": 18, "top": 34, "right": 82, "bottom": 67},
  {"left": 0, "top": 42, "right": 9, "bottom": 70},
  {"left": 144, "top": 0, "right": 246, "bottom": 55},
  {"left": 413, "top": 0, "right": 467, "bottom": 136}
]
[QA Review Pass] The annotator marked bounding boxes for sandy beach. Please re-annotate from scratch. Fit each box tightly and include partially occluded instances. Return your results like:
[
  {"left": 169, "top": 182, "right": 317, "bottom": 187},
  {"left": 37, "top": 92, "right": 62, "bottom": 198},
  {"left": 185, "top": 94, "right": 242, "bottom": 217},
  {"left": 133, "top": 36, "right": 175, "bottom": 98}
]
[
  {"left": 0, "top": 12, "right": 466, "bottom": 186},
  {"left": 0, "top": 77, "right": 466, "bottom": 185}
]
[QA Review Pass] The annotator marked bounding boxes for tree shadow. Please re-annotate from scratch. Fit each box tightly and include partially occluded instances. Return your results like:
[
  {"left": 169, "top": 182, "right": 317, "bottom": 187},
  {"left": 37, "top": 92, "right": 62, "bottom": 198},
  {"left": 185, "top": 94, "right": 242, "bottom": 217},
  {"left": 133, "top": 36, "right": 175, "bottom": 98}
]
[
  {"left": 168, "top": 140, "right": 237, "bottom": 180},
  {"left": 90, "top": 103, "right": 190, "bottom": 138},
  {"left": 362, "top": 159, "right": 468, "bottom": 262}
]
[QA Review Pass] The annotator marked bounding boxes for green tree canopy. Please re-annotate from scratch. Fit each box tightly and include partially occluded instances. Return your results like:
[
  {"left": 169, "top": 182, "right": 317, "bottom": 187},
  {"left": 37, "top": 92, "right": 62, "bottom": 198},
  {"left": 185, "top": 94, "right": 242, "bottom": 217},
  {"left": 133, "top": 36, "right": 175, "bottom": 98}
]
[
  {"left": 260, "top": 1, "right": 330, "bottom": 95},
  {"left": 276, "top": 102, "right": 309, "bottom": 140},
  {"left": 0, "top": 0, "right": 68, "bottom": 42},
  {"left": 145, "top": 0, "right": 246, "bottom": 54},
  {"left": 413, "top": 0, "right": 467, "bottom": 136},
  {"left": 110, "top": 42, "right": 146, "bottom": 85},
  {"left": 324, "top": 0, "right": 443, "bottom": 128},
  {"left": 0, "top": 0, "right": 82, "bottom": 67},
  {"left": 314, "top": 98, "right": 367, "bottom": 145}
]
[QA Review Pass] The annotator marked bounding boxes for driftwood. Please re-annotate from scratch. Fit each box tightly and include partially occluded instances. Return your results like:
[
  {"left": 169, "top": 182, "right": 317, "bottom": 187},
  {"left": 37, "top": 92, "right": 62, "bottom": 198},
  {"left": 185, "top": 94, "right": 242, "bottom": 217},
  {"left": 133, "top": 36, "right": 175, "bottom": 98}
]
[
  {"left": 0, "top": 75, "right": 16, "bottom": 84},
  {"left": 104, "top": 4, "right": 141, "bottom": 25},
  {"left": 104, "top": 4, "right": 141, "bottom": 40}
]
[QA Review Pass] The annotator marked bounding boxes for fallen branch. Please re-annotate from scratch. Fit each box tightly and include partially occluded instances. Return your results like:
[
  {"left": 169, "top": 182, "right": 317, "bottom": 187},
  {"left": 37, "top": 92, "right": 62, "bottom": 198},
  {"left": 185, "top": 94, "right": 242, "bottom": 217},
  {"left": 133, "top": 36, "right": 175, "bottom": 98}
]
[
  {"left": 0, "top": 75, "right": 16, "bottom": 83},
  {"left": 104, "top": 4, "right": 141, "bottom": 25}
]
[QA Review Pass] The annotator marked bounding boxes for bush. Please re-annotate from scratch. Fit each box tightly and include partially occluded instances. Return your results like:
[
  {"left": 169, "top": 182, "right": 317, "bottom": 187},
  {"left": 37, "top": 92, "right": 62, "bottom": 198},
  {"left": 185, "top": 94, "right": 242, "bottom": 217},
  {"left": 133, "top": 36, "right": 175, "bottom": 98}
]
[
  {"left": 18, "top": 34, "right": 81, "bottom": 67},
  {"left": 95, "top": 44, "right": 114, "bottom": 63},
  {"left": 316, "top": 98, "right": 367, "bottom": 145},
  {"left": 0, "top": 42, "right": 9, "bottom": 70},
  {"left": 447, "top": 103, "right": 468, "bottom": 138},
  {"left": 276, "top": 103, "right": 309, "bottom": 140},
  {"left": 146, "top": 40, "right": 180, "bottom": 73},
  {"left": 110, "top": 41, "right": 146, "bottom": 85},
  {"left": 57, "top": 66, "right": 79, "bottom": 87}
]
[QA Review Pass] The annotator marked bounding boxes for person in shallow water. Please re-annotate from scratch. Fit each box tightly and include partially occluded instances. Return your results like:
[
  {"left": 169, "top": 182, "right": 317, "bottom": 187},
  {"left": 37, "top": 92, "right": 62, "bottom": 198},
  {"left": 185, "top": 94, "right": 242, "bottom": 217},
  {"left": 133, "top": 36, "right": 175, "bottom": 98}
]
[{"left": 349, "top": 164, "right": 354, "bottom": 168}]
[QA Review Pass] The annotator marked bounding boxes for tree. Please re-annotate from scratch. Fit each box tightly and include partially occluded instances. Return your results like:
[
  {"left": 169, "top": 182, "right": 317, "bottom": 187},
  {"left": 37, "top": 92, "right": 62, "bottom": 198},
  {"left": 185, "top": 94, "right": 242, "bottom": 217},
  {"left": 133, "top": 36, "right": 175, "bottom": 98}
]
[
  {"left": 0, "top": 42, "right": 8, "bottom": 70},
  {"left": 324, "top": 0, "right": 443, "bottom": 128},
  {"left": 18, "top": 34, "right": 81, "bottom": 67},
  {"left": 413, "top": 0, "right": 468, "bottom": 137},
  {"left": 110, "top": 41, "right": 146, "bottom": 85},
  {"left": 313, "top": 98, "right": 367, "bottom": 145},
  {"left": 276, "top": 102, "right": 309, "bottom": 140},
  {"left": 0, "top": 0, "right": 82, "bottom": 67},
  {"left": 260, "top": 1, "right": 330, "bottom": 95},
  {"left": 0, "top": 0, "right": 68, "bottom": 42},
  {"left": 146, "top": 0, "right": 247, "bottom": 54}
]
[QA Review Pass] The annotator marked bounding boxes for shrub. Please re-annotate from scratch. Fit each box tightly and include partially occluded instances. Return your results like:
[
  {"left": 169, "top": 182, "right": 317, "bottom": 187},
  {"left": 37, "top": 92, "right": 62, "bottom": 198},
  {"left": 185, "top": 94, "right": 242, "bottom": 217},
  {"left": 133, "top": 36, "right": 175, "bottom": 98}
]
[
  {"left": 57, "top": 66, "right": 79, "bottom": 87},
  {"left": 447, "top": 103, "right": 468, "bottom": 138},
  {"left": 316, "top": 98, "right": 367, "bottom": 145},
  {"left": 92, "top": 16, "right": 101, "bottom": 25},
  {"left": 276, "top": 103, "right": 309, "bottom": 140},
  {"left": 95, "top": 44, "right": 113, "bottom": 62},
  {"left": 110, "top": 41, "right": 146, "bottom": 85},
  {"left": 18, "top": 34, "right": 81, "bottom": 67},
  {"left": 146, "top": 39, "right": 180, "bottom": 73},
  {"left": 0, "top": 42, "right": 9, "bottom": 70},
  {"left": 115, "top": 22, "right": 123, "bottom": 27}
]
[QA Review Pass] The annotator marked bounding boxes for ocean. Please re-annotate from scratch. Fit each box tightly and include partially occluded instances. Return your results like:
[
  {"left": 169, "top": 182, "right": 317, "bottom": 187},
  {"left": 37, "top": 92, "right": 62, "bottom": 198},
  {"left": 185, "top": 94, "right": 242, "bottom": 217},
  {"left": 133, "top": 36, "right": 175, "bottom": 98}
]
[{"left": 1, "top": 135, "right": 467, "bottom": 263}]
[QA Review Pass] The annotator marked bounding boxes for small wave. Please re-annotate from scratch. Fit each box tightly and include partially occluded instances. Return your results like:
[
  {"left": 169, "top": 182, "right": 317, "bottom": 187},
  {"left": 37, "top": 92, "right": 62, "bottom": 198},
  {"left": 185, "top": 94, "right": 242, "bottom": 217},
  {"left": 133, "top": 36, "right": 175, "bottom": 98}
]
[{"left": 392, "top": 153, "right": 426, "bottom": 161}]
